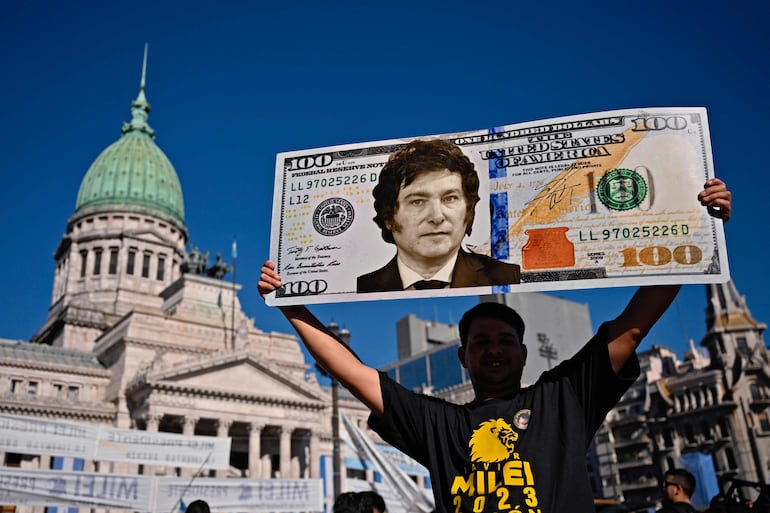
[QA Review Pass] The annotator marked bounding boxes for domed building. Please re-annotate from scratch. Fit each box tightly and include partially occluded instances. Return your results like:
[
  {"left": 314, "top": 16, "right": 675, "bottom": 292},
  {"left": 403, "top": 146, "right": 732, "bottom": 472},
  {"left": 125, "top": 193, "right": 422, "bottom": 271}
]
[
  {"left": 0, "top": 50, "right": 370, "bottom": 508},
  {"left": 35, "top": 54, "right": 187, "bottom": 352}
]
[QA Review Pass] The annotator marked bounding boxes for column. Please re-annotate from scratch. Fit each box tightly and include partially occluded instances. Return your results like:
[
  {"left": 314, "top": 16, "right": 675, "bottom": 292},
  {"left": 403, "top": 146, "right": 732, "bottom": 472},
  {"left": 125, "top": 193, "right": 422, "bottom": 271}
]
[
  {"left": 248, "top": 423, "right": 262, "bottom": 478},
  {"left": 145, "top": 415, "right": 161, "bottom": 476},
  {"left": 215, "top": 419, "right": 232, "bottom": 478},
  {"left": 181, "top": 417, "right": 199, "bottom": 477},
  {"left": 38, "top": 454, "right": 51, "bottom": 470},
  {"left": 309, "top": 432, "right": 320, "bottom": 478},
  {"left": 280, "top": 426, "right": 292, "bottom": 479}
]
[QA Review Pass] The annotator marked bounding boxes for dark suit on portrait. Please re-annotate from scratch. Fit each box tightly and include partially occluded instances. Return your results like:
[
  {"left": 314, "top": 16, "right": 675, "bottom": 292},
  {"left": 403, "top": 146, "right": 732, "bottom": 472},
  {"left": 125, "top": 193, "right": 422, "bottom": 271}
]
[{"left": 356, "top": 249, "right": 521, "bottom": 293}]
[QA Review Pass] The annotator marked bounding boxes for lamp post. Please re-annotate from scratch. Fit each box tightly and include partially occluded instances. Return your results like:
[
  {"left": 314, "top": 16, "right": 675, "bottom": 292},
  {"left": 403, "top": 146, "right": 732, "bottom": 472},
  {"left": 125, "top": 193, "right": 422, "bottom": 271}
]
[
  {"left": 318, "top": 321, "right": 350, "bottom": 500},
  {"left": 537, "top": 332, "right": 558, "bottom": 370}
]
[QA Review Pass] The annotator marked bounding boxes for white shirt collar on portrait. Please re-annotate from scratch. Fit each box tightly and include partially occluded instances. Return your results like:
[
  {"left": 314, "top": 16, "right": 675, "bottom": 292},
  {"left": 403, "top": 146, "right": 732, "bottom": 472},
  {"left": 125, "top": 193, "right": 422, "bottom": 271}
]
[{"left": 398, "top": 252, "right": 459, "bottom": 290}]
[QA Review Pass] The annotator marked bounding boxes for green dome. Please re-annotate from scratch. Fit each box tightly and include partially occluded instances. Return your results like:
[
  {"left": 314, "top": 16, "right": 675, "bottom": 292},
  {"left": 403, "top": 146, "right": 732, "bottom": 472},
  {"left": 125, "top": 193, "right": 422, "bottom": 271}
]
[{"left": 75, "top": 72, "right": 184, "bottom": 223}]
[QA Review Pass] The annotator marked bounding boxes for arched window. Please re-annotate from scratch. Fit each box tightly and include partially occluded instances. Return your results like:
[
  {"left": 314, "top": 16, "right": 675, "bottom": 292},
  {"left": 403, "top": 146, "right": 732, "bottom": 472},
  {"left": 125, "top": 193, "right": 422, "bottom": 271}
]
[
  {"left": 108, "top": 247, "right": 119, "bottom": 275},
  {"left": 80, "top": 249, "right": 88, "bottom": 277},
  {"left": 157, "top": 254, "right": 166, "bottom": 281},
  {"left": 127, "top": 248, "right": 137, "bottom": 275},
  {"left": 142, "top": 252, "right": 152, "bottom": 278},
  {"left": 93, "top": 248, "right": 103, "bottom": 275}
]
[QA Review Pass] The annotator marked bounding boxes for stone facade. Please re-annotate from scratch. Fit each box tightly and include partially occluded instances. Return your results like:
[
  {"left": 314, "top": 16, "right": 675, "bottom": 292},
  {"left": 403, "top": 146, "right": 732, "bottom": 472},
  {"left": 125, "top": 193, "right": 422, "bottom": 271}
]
[
  {"left": 0, "top": 61, "right": 371, "bottom": 513},
  {"left": 590, "top": 280, "right": 770, "bottom": 511}
]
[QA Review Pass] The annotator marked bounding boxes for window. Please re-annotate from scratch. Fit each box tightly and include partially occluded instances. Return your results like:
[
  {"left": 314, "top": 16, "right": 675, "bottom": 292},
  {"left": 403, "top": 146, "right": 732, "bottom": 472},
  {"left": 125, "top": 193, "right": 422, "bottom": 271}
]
[
  {"left": 759, "top": 412, "right": 770, "bottom": 432},
  {"left": 725, "top": 447, "right": 738, "bottom": 469},
  {"left": 718, "top": 418, "right": 730, "bottom": 438},
  {"left": 11, "top": 379, "right": 22, "bottom": 393},
  {"left": 127, "top": 249, "right": 136, "bottom": 275},
  {"left": 27, "top": 381, "right": 39, "bottom": 396},
  {"left": 156, "top": 255, "right": 165, "bottom": 281},
  {"left": 684, "top": 423, "right": 696, "bottom": 443},
  {"left": 80, "top": 250, "right": 88, "bottom": 277},
  {"left": 53, "top": 383, "right": 63, "bottom": 398},
  {"left": 751, "top": 383, "right": 763, "bottom": 401},
  {"left": 738, "top": 337, "right": 750, "bottom": 354},
  {"left": 67, "top": 386, "right": 79, "bottom": 401},
  {"left": 108, "top": 248, "right": 119, "bottom": 275},
  {"left": 142, "top": 253, "right": 151, "bottom": 278},
  {"left": 701, "top": 420, "right": 711, "bottom": 440},
  {"left": 93, "top": 249, "right": 103, "bottom": 275}
]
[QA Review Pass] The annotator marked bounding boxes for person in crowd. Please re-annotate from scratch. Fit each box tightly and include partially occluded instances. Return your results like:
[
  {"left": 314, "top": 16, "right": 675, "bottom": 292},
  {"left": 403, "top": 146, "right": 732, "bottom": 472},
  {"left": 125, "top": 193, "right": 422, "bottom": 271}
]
[
  {"left": 658, "top": 468, "right": 698, "bottom": 513},
  {"left": 185, "top": 500, "right": 211, "bottom": 513},
  {"left": 333, "top": 491, "right": 387, "bottom": 513}
]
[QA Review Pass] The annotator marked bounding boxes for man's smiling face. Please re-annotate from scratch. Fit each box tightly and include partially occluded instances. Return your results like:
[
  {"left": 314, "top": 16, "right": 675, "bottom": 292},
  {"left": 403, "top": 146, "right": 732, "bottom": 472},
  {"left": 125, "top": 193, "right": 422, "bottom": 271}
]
[{"left": 458, "top": 316, "right": 527, "bottom": 400}]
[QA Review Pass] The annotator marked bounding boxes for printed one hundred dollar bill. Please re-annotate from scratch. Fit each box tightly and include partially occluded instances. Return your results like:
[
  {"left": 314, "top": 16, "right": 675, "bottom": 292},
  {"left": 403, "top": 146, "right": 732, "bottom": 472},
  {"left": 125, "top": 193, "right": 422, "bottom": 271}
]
[{"left": 267, "top": 107, "right": 729, "bottom": 306}]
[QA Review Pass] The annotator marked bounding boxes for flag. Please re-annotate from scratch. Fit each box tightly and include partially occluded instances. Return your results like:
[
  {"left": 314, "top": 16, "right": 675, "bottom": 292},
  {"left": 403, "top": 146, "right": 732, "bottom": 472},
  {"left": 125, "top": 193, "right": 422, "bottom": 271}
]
[{"left": 232, "top": 239, "right": 237, "bottom": 260}]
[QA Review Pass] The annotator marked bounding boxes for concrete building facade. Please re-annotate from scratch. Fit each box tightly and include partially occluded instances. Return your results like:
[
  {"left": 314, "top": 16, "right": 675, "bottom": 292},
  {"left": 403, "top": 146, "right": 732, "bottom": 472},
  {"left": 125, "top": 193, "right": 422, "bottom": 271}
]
[
  {"left": 590, "top": 280, "right": 770, "bottom": 511},
  {"left": 0, "top": 55, "right": 370, "bottom": 512}
]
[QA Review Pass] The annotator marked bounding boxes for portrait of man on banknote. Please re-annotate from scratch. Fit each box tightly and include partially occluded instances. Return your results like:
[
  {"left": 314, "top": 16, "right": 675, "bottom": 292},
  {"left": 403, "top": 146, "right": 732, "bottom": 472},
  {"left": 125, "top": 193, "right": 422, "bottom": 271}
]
[{"left": 356, "top": 139, "right": 521, "bottom": 293}]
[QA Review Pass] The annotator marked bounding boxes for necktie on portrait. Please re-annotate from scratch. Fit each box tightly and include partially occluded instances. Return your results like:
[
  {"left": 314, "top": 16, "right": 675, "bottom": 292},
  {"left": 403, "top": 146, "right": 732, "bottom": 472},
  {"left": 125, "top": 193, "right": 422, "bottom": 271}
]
[{"left": 412, "top": 279, "right": 450, "bottom": 289}]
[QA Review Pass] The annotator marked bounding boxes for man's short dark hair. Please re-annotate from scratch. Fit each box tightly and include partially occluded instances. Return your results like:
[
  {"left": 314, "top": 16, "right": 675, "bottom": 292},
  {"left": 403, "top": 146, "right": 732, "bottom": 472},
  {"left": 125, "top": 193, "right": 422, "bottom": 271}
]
[
  {"left": 372, "top": 139, "right": 480, "bottom": 244},
  {"left": 333, "top": 491, "right": 386, "bottom": 513},
  {"left": 459, "top": 302, "right": 525, "bottom": 346},
  {"left": 665, "top": 468, "right": 696, "bottom": 498},
  {"left": 186, "top": 500, "right": 211, "bottom": 513}
]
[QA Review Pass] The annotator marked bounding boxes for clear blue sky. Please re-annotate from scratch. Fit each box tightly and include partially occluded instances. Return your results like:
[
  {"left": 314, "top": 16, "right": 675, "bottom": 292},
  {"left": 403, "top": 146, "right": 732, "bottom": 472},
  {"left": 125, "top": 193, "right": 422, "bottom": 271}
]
[{"left": 1, "top": 1, "right": 768, "bottom": 371}]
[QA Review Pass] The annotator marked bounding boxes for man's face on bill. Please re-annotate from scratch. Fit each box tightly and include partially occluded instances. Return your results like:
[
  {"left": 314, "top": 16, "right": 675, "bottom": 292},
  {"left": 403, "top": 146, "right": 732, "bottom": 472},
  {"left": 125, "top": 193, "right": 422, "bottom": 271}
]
[{"left": 387, "top": 168, "right": 468, "bottom": 272}]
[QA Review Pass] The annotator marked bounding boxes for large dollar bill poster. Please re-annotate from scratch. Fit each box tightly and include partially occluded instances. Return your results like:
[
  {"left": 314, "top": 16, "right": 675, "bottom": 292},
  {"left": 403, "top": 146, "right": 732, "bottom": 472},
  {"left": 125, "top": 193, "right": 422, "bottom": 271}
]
[{"left": 267, "top": 107, "right": 729, "bottom": 306}]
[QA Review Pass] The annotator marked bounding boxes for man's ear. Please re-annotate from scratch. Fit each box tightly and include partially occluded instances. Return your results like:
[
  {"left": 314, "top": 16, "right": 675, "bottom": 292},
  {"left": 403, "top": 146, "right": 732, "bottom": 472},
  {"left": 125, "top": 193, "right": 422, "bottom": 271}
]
[
  {"left": 521, "top": 344, "right": 528, "bottom": 365},
  {"left": 457, "top": 345, "right": 468, "bottom": 369}
]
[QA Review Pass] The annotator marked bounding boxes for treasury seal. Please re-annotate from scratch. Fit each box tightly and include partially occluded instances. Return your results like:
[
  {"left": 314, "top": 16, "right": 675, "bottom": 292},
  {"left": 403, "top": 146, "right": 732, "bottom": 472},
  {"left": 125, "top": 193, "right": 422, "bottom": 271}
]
[
  {"left": 313, "top": 198, "right": 355, "bottom": 236},
  {"left": 596, "top": 168, "right": 648, "bottom": 211}
]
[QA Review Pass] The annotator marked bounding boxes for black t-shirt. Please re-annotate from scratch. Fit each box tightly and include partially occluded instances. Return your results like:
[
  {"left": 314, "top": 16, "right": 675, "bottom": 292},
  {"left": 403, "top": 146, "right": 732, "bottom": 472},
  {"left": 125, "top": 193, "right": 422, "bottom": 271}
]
[
  {"left": 657, "top": 503, "right": 699, "bottom": 513},
  {"left": 369, "top": 323, "right": 640, "bottom": 513}
]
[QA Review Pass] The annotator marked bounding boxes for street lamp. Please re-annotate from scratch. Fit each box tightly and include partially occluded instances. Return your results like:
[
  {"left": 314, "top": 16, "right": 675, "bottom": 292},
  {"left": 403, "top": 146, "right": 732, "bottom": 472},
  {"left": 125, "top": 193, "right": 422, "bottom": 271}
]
[
  {"left": 537, "top": 332, "right": 558, "bottom": 370},
  {"left": 318, "top": 321, "right": 351, "bottom": 500}
]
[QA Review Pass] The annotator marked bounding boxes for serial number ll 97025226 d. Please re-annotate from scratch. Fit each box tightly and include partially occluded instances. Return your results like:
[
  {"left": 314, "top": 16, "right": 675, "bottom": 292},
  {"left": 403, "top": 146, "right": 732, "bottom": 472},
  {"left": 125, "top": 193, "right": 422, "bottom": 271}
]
[
  {"left": 578, "top": 224, "right": 689, "bottom": 242},
  {"left": 290, "top": 173, "right": 379, "bottom": 192}
]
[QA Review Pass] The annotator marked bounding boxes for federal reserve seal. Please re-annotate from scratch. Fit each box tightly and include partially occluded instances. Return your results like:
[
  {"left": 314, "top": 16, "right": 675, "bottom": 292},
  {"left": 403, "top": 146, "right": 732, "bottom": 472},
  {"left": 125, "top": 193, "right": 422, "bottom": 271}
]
[
  {"left": 312, "top": 198, "right": 355, "bottom": 236},
  {"left": 596, "top": 168, "right": 648, "bottom": 211}
]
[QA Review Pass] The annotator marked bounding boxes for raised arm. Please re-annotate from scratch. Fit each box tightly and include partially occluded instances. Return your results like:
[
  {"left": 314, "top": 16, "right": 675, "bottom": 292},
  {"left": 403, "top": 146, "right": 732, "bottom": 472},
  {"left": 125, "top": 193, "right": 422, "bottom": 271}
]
[
  {"left": 606, "top": 178, "right": 732, "bottom": 372},
  {"left": 258, "top": 261, "right": 384, "bottom": 415}
]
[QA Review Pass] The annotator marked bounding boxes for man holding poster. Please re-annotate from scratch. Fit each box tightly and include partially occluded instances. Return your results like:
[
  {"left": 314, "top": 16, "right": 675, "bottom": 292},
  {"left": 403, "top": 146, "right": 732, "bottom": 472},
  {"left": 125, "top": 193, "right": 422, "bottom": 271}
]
[
  {"left": 357, "top": 139, "right": 521, "bottom": 292},
  {"left": 258, "top": 179, "right": 731, "bottom": 513}
]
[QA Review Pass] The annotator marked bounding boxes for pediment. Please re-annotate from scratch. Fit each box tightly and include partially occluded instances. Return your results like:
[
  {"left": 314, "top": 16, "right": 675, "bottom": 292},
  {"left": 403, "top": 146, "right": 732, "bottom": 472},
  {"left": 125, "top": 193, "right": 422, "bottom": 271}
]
[
  {"left": 145, "top": 351, "right": 325, "bottom": 404},
  {"left": 123, "top": 228, "right": 171, "bottom": 245}
]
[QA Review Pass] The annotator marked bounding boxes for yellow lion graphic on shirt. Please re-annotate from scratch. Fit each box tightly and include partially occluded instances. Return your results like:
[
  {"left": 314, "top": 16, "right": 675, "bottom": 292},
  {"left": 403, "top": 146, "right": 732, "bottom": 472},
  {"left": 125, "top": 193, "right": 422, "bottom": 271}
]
[{"left": 469, "top": 418, "right": 518, "bottom": 462}]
